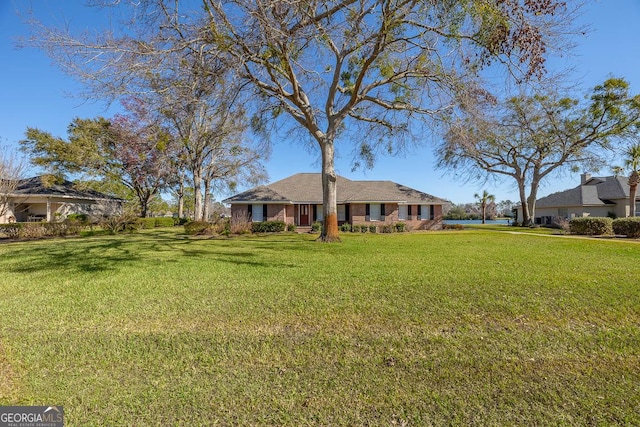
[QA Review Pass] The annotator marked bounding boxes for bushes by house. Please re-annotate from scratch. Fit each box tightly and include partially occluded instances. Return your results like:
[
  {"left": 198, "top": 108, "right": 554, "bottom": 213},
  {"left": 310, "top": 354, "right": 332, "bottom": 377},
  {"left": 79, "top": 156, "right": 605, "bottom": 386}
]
[
  {"left": 569, "top": 217, "right": 613, "bottom": 236},
  {"left": 613, "top": 217, "right": 640, "bottom": 238},
  {"left": 252, "top": 221, "right": 287, "bottom": 233},
  {"left": 0, "top": 218, "right": 92, "bottom": 239}
]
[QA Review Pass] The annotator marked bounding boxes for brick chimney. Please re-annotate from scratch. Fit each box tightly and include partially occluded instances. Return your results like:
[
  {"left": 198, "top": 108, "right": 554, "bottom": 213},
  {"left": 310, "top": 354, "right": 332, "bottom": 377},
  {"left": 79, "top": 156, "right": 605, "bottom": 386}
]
[{"left": 581, "top": 173, "right": 591, "bottom": 185}]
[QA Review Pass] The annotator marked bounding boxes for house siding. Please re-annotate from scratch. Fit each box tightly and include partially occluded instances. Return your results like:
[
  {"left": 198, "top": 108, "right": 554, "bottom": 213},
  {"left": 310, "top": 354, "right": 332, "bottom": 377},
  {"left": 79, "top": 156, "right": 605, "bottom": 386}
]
[{"left": 266, "top": 204, "right": 286, "bottom": 222}]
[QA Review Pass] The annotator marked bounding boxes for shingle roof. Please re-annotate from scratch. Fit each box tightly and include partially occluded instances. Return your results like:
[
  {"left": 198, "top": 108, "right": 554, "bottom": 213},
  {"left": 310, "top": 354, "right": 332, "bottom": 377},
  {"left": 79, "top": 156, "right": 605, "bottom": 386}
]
[
  {"left": 537, "top": 175, "right": 629, "bottom": 208},
  {"left": 224, "top": 173, "right": 446, "bottom": 204},
  {"left": 11, "top": 176, "right": 122, "bottom": 201}
]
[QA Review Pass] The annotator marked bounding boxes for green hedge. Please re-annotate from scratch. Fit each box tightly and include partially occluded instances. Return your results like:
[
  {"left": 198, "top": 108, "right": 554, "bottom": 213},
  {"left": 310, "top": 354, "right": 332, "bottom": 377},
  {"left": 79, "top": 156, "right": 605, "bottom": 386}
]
[
  {"left": 613, "top": 217, "right": 640, "bottom": 238},
  {"left": 251, "top": 221, "right": 286, "bottom": 233},
  {"left": 569, "top": 217, "right": 613, "bottom": 235},
  {"left": 136, "top": 217, "right": 176, "bottom": 229},
  {"left": 184, "top": 221, "right": 212, "bottom": 235}
]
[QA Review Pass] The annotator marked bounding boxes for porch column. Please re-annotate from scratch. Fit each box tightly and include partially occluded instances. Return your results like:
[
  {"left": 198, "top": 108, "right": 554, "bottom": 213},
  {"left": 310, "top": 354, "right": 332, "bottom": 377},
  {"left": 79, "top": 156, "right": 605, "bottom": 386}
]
[{"left": 46, "top": 198, "right": 52, "bottom": 222}]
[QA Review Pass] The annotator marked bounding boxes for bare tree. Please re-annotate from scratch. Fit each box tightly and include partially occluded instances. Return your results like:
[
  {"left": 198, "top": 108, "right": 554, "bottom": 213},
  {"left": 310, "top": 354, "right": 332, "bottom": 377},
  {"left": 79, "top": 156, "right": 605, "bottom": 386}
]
[
  {"left": 153, "top": 50, "right": 267, "bottom": 221},
  {"left": 0, "top": 147, "right": 26, "bottom": 222},
  {"left": 200, "top": 0, "right": 576, "bottom": 241},
  {"left": 27, "top": 0, "right": 578, "bottom": 240},
  {"left": 26, "top": 2, "right": 267, "bottom": 222},
  {"left": 438, "top": 78, "right": 640, "bottom": 225}
]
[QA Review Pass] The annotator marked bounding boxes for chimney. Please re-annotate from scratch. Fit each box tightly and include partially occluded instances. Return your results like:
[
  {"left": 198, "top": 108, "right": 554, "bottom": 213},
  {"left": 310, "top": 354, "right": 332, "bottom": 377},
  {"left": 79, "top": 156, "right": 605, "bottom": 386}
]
[{"left": 581, "top": 173, "right": 591, "bottom": 185}]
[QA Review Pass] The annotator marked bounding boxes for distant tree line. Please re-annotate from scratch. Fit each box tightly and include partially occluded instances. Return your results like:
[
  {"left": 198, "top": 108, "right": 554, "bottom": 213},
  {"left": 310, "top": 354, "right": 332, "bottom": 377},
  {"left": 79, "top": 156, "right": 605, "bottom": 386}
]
[{"left": 444, "top": 200, "right": 515, "bottom": 221}]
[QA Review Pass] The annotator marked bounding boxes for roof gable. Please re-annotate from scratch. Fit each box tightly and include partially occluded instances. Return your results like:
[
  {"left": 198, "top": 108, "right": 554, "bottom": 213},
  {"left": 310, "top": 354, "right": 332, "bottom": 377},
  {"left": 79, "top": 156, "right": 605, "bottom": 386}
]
[
  {"left": 537, "top": 175, "right": 629, "bottom": 208},
  {"left": 223, "top": 173, "right": 447, "bottom": 204},
  {"left": 11, "top": 176, "right": 122, "bottom": 201}
]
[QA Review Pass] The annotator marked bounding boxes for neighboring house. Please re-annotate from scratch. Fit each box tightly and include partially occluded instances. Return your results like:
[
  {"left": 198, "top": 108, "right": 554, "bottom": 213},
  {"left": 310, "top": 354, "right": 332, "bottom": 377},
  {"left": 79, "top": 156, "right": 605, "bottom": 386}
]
[
  {"left": 0, "top": 176, "right": 124, "bottom": 224},
  {"left": 223, "top": 173, "right": 448, "bottom": 230},
  {"left": 516, "top": 173, "right": 640, "bottom": 225}
]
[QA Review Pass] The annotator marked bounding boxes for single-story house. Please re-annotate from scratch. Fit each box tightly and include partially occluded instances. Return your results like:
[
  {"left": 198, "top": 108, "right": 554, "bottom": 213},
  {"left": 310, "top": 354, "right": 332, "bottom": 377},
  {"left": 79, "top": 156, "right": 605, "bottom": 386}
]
[
  {"left": 0, "top": 176, "right": 124, "bottom": 223},
  {"left": 223, "top": 173, "right": 449, "bottom": 230},
  {"left": 516, "top": 173, "right": 640, "bottom": 225}
]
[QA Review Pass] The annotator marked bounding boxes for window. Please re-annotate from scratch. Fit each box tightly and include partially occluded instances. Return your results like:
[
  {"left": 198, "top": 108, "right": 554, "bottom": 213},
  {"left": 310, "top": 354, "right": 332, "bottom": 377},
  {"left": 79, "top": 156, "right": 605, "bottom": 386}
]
[
  {"left": 316, "top": 205, "right": 323, "bottom": 222},
  {"left": 369, "top": 203, "right": 381, "bottom": 221},
  {"left": 419, "top": 204, "right": 433, "bottom": 220},
  {"left": 251, "top": 204, "right": 266, "bottom": 222},
  {"left": 398, "top": 205, "right": 408, "bottom": 221},
  {"left": 337, "top": 204, "right": 346, "bottom": 222}
]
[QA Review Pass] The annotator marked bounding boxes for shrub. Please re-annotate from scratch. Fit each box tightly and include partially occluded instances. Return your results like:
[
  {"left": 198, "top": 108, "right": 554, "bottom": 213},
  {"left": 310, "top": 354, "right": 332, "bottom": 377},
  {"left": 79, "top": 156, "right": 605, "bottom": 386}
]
[
  {"left": 135, "top": 218, "right": 158, "bottom": 229},
  {"left": 230, "top": 211, "right": 252, "bottom": 234},
  {"left": 252, "top": 221, "right": 287, "bottom": 233},
  {"left": 351, "top": 224, "right": 361, "bottom": 233},
  {"left": 155, "top": 217, "right": 175, "bottom": 227},
  {"left": 340, "top": 223, "right": 352, "bottom": 232},
  {"left": 43, "top": 222, "right": 69, "bottom": 237},
  {"left": 381, "top": 224, "right": 394, "bottom": 233},
  {"left": 135, "top": 217, "right": 175, "bottom": 229},
  {"left": 394, "top": 222, "right": 406, "bottom": 232},
  {"left": 569, "top": 217, "right": 613, "bottom": 236},
  {"left": 173, "top": 217, "right": 189, "bottom": 226},
  {"left": 184, "top": 221, "right": 213, "bottom": 235},
  {"left": 613, "top": 217, "right": 640, "bottom": 238},
  {"left": 369, "top": 225, "right": 377, "bottom": 233},
  {"left": 64, "top": 214, "right": 90, "bottom": 235},
  {"left": 360, "top": 224, "right": 368, "bottom": 233},
  {"left": 0, "top": 223, "right": 23, "bottom": 239},
  {"left": 443, "top": 223, "right": 465, "bottom": 230},
  {"left": 67, "top": 213, "right": 89, "bottom": 222},
  {"left": 311, "top": 222, "right": 322, "bottom": 232},
  {"left": 287, "top": 223, "right": 297, "bottom": 232},
  {"left": 549, "top": 217, "right": 570, "bottom": 233},
  {"left": 99, "top": 214, "right": 139, "bottom": 234}
]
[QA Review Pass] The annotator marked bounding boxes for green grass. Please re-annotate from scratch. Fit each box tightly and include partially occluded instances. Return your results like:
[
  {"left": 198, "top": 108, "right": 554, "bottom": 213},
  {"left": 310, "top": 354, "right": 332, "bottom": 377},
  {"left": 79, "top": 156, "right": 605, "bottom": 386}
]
[{"left": 1, "top": 229, "right": 639, "bottom": 425}]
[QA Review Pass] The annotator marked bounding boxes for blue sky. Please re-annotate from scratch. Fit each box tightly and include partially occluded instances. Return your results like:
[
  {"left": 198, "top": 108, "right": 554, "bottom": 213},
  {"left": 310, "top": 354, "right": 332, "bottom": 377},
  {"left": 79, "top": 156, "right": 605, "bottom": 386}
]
[{"left": 2, "top": 1, "right": 640, "bottom": 204}]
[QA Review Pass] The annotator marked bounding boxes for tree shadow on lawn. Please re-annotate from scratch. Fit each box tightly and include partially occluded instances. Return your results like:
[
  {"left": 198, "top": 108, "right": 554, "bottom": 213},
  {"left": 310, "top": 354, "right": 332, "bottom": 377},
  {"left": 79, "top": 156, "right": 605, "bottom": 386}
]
[
  {"left": 3, "top": 238, "right": 144, "bottom": 274},
  {"left": 1, "top": 232, "right": 301, "bottom": 274}
]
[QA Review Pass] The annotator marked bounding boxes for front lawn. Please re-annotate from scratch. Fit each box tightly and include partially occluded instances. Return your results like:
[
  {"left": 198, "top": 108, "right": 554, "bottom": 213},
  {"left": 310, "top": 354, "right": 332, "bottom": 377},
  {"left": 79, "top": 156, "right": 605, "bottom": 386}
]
[{"left": 1, "top": 230, "right": 638, "bottom": 425}]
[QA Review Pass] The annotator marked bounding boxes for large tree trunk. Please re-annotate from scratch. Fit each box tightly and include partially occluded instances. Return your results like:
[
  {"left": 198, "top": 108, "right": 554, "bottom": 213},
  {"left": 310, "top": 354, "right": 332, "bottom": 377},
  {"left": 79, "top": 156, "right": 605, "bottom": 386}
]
[
  {"left": 193, "top": 168, "right": 203, "bottom": 221},
  {"left": 629, "top": 171, "right": 639, "bottom": 217},
  {"left": 518, "top": 184, "right": 530, "bottom": 226},
  {"left": 319, "top": 140, "right": 340, "bottom": 242},
  {"left": 203, "top": 180, "right": 212, "bottom": 222},
  {"left": 177, "top": 179, "right": 185, "bottom": 219},
  {"left": 526, "top": 177, "right": 541, "bottom": 226}
]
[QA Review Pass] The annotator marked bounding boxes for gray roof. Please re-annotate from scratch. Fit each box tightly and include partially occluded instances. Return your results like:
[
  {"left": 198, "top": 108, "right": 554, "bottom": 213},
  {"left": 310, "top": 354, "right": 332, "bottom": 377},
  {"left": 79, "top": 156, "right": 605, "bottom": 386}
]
[
  {"left": 11, "top": 176, "right": 122, "bottom": 201},
  {"left": 537, "top": 176, "right": 630, "bottom": 208},
  {"left": 224, "top": 173, "right": 447, "bottom": 204}
]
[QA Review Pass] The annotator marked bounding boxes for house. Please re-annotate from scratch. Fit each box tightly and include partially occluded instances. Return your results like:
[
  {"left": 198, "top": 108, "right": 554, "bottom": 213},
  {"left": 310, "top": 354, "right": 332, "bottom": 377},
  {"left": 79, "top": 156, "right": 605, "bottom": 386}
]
[
  {"left": 516, "top": 173, "right": 640, "bottom": 225},
  {"left": 223, "top": 173, "right": 448, "bottom": 230},
  {"left": 0, "top": 176, "right": 124, "bottom": 223}
]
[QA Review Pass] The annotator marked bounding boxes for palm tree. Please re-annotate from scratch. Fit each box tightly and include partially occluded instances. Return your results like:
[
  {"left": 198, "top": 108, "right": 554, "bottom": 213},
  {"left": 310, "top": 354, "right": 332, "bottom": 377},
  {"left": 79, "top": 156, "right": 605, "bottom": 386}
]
[
  {"left": 624, "top": 143, "right": 640, "bottom": 217},
  {"left": 474, "top": 190, "right": 496, "bottom": 224}
]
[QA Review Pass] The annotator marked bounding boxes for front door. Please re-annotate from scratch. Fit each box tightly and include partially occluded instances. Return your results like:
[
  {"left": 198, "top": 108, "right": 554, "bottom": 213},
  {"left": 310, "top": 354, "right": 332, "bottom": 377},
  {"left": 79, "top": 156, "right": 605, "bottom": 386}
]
[{"left": 299, "top": 204, "right": 309, "bottom": 226}]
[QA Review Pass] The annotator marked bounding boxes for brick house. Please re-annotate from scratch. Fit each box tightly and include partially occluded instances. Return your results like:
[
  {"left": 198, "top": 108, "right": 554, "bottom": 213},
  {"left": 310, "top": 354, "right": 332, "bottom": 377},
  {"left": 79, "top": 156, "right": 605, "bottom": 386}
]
[{"left": 223, "top": 173, "right": 448, "bottom": 230}]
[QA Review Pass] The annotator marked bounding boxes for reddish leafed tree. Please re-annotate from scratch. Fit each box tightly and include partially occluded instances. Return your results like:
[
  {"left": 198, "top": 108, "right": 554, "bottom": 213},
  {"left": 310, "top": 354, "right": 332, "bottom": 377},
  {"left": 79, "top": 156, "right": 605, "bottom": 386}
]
[{"left": 22, "top": 97, "right": 177, "bottom": 217}]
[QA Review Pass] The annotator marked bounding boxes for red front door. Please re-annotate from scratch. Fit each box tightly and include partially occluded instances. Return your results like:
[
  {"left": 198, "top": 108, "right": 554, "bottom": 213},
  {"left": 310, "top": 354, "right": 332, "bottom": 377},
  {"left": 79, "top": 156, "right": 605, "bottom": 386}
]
[{"left": 299, "top": 204, "right": 309, "bottom": 226}]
